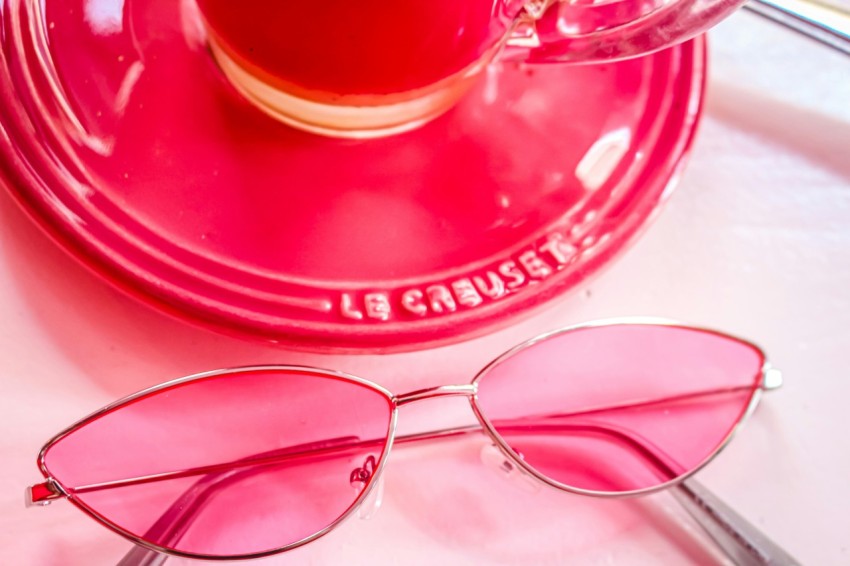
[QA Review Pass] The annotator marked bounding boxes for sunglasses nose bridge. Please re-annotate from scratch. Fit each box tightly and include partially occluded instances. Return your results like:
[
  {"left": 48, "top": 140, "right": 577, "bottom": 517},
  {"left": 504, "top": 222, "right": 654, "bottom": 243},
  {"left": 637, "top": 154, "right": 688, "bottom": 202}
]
[{"left": 394, "top": 384, "right": 477, "bottom": 406}]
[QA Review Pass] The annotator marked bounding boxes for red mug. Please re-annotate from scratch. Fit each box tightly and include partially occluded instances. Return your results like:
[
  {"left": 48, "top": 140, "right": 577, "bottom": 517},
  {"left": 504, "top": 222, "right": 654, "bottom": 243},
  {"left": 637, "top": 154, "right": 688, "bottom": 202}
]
[{"left": 195, "top": 0, "right": 744, "bottom": 137}]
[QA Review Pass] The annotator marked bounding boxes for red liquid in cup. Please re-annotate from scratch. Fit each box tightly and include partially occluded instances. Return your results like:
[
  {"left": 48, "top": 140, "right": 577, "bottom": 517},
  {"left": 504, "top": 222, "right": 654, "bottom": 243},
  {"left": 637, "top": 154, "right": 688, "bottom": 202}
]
[{"left": 195, "top": 0, "right": 508, "bottom": 102}]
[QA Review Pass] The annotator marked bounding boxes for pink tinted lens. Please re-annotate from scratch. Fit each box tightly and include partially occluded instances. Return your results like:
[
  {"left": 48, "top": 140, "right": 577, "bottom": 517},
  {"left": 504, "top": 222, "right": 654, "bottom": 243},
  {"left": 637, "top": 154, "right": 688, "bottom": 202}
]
[
  {"left": 475, "top": 324, "right": 765, "bottom": 493},
  {"left": 41, "top": 368, "right": 394, "bottom": 557}
]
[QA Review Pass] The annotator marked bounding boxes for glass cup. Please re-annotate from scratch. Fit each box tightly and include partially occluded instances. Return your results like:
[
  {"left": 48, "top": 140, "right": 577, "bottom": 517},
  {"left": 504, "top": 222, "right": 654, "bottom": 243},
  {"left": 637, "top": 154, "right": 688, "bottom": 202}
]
[{"left": 194, "top": 0, "right": 745, "bottom": 138}]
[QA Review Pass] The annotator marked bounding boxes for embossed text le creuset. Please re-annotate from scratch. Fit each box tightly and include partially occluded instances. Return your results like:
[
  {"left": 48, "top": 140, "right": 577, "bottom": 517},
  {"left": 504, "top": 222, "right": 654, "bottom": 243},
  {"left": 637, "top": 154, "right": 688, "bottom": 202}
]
[{"left": 0, "top": 0, "right": 709, "bottom": 351}]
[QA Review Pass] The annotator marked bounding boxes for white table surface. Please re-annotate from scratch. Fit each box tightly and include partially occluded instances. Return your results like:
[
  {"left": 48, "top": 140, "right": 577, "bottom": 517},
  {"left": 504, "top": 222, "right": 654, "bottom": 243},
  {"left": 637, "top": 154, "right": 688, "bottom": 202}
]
[{"left": 2, "top": 10, "right": 849, "bottom": 566}]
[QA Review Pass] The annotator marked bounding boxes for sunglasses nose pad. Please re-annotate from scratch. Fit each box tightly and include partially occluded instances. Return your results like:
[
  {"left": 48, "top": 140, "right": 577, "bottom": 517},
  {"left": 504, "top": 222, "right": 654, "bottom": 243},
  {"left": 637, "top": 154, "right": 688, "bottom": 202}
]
[
  {"left": 350, "top": 455, "right": 384, "bottom": 520},
  {"left": 480, "top": 443, "right": 540, "bottom": 494}
]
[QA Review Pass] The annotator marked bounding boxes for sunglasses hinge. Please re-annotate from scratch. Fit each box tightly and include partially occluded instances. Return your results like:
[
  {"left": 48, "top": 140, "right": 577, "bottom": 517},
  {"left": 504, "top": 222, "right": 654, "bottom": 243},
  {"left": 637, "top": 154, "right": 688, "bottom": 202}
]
[{"left": 25, "top": 479, "right": 64, "bottom": 507}]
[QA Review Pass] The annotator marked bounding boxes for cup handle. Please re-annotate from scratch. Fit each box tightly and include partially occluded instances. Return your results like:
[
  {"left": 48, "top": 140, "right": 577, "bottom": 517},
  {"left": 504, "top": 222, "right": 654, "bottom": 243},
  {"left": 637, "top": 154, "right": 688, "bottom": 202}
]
[{"left": 503, "top": 0, "right": 747, "bottom": 63}]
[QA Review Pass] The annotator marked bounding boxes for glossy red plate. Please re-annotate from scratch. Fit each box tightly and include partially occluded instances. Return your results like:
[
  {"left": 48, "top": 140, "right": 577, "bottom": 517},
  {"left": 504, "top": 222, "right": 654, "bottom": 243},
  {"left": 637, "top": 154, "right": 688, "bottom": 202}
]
[{"left": 0, "top": 0, "right": 705, "bottom": 352}]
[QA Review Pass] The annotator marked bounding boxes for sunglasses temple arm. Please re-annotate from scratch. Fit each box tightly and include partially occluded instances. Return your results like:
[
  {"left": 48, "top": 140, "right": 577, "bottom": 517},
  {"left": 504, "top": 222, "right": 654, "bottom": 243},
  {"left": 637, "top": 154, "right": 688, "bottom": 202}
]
[
  {"left": 117, "top": 546, "right": 168, "bottom": 566},
  {"left": 113, "top": 425, "right": 799, "bottom": 566},
  {"left": 111, "top": 385, "right": 778, "bottom": 565},
  {"left": 484, "top": 418, "right": 801, "bottom": 566},
  {"left": 672, "top": 478, "right": 801, "bottom": 566},
  {"left": 114, "top": 436, "right": 373, "bottom": 566}
]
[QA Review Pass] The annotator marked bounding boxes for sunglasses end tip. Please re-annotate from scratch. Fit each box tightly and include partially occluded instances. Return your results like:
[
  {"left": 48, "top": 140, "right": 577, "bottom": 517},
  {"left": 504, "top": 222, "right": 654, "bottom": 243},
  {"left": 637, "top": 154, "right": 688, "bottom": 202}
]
[
  {"left": 25, "top": 480, "right": 63, "bottom": 508},
  {"left": 763, "top": 367, "right": 783, "bottom": 390}
]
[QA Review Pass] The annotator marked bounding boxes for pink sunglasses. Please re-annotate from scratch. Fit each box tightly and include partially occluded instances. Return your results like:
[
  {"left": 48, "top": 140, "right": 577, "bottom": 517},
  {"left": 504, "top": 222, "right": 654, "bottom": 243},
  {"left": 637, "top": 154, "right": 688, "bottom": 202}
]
[{"left": 26, "top": 320, "right": 798, "bottom": 564}]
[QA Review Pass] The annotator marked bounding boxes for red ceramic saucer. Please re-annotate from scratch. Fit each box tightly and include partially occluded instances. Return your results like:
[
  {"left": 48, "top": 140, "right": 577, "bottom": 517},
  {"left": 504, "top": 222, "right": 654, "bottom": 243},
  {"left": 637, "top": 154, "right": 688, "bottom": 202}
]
[{"left": 0, "top": 0, "right": 705, "bottom": 352}]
